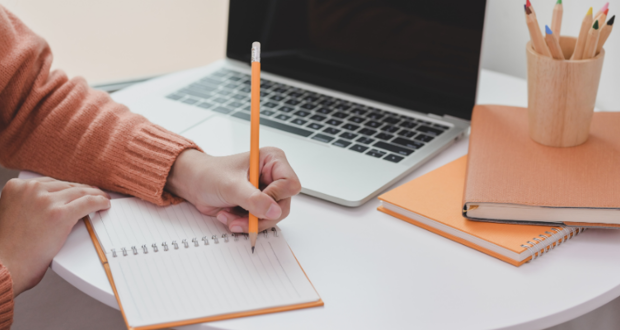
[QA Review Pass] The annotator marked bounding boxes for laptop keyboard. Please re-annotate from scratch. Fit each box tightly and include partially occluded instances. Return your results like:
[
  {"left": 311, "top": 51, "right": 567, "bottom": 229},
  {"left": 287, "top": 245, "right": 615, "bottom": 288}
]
[{"left": 166, "top": 69, "right": 451, "bottom": 164}]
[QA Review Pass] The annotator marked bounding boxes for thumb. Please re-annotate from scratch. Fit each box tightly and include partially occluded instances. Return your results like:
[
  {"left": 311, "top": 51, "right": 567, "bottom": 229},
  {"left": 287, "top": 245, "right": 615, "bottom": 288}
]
[{"left": 231, "top": 181, "right": 282, "bottom": 220}]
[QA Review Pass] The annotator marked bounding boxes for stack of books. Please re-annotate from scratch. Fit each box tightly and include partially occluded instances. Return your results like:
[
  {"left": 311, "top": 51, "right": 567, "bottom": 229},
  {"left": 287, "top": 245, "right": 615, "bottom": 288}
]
[{"left": 378, "top": 105, "right": 620, "bottom": 266}]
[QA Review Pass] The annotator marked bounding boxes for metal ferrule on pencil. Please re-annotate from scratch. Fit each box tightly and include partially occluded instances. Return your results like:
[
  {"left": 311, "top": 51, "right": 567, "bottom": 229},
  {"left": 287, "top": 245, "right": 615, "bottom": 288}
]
[{"left": 251, "top": 42, "right": 261, "bottom": 63}]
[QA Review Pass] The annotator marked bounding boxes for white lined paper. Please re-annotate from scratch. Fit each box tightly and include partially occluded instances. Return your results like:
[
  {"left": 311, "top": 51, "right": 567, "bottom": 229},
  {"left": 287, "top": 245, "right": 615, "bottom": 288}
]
[{"left": 90, "top": 198, "right": 320, "bottom": 328}]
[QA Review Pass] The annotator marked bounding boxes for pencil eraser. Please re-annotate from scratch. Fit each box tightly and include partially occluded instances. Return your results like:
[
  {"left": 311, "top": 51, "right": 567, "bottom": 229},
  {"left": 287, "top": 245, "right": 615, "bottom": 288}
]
[{"left": 545, "top": 25, "right": 553, "bottom": 35}]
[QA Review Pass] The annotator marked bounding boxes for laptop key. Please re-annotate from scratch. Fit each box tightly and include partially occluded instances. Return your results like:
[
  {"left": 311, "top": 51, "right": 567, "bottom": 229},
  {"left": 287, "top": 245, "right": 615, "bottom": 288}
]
[
  {"left": 304, "top": 95, "right": 320, "bottom": 102},
  {"left": 333, "top": 139, "right": 352, "bottom": 148},
  {"left": 179, "top": 89, "right": 212, "bottom": 99},
  {"left": 351, "top": 108, "right": 367, "bottom": 115},
  {"left": 279, "top": 106, "right": 295, "bottom": 113},
  {"left": 397, "top": 130, "right": 416, "bottom": 138},
  {"left": 356, "top": 137, "right": 375, "bottom": 144},
  {"left": 375, "top": 133, "right": 394, "bottom": 141},
  {"left": 240, "top": 87, "right": 251, "bottom": 93},
  {"left": 416, "top": 125, "right": 444, "bottom": 136},
  {"left": 311, "top": 134, "right": 335, "bottom": 143},
  {"left": 381, "top": 125, "right": 400, "bottom": 133},
  {"left": 400, "top": 121, "right": 417, "bottom": 129},
  {"left": 342, "top": 124, "right": 359, "bottom": 131},
  {"left": 232, "top": 112, "right": 313, "bottom": 137},
  {"left": 263, "top": 102, "right": 278, "bottom": 108},
  {"left": 323, "top": 127, "right": 341, "bottom": 135},
  {"left": 340, "top": 132, "right": 358, "bottom": 140},
  {"left": 367, "top": 113, "right": 384, "bottom": 120},
  {"left": 291, "top": 118, "right": 308, "bottom": 125},
  {"left": 358, "top": 128, "right": 377, "bottom": 136},
  {"left": 383, "top": 117, "right": 401, "bottom": 124},
  {"left": 213, "top": 106, "right": 233, "bottom": 114},
  {"left": 232, "top": 94, "right": 246, "bottom": 100},
  {"left": 373, "top": 141, "right": 414, "bottom": 156},
  {"left": 275, "top": 114, "right": 292, "bottom": 121},
  {"left": 350, "top": 144, "right": 369, "bottom": 153},
  {"left": 197, "top": 102, "right": 213, "bottom": 109},
  {"left": 270, "top": 95, "right": 285, "bottom": 101},
  {"left": 365, "top": 121, "right": 382, "bottom": 128},
  {"left": 261, "top": 110, "right": 275, "bottom": 117},
  {"left": 166, "top": 94, "right": 183, "bottom": 100},
  {"left": 310, "top": 114, "right": 326, "bottom": 122},
  {"left": 216, "top": 90, "right": 233, "bottom": 96},
  {"left": 334, "top": 104, "right": 351, "bottom": 111},
  {"left": 349, "top": 116, "right": 365, "bottom": 123},
  {"left": 307, "top": 123, "right": 324, "bottom": 130},
  {"left": 182, "top": 98, "right": 199, "bottom": 105},
  {"left": 294, "top": 110, "right": 311, "bottom": 117},
  {"left": 332, "top": 112, "right": 349, "bottom": 119},
  {"left": 384, "top": 154, "right": 404, "bottom": 163},
  {"left": 366, "top": 149, "right": 387, "bottom": 158},
  {"left": 316, "top": 108, "right": 333, "bottom": 115},
  {"left": 300, "top": 103, "right": 317, "bottom": 110},
  {"left": 325, "top": 119, "right": 343, "bottom": 126},
  {"left": 213, "top": 97, "right": 229, "bottom": 104},
  {"left": 392, "top": 137, "right": 425, "bottom": 149},
  {"left": 285, "top": 99, "right": 301, "bottom": 106},
  {"left": 242, "top": 106, "right": 251, "bottom": 112},
  {"left": 228, "top": 101, "right": 244, "bottom": 108},
  {"left": 414, "top": 134, "right": 434, "bottom": 143}
]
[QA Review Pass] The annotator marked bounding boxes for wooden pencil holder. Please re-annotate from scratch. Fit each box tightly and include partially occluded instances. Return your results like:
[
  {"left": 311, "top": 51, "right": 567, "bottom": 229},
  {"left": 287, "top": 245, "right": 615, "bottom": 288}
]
[{"left": 526, "top": 36, "right": 605, "bottom": 147}]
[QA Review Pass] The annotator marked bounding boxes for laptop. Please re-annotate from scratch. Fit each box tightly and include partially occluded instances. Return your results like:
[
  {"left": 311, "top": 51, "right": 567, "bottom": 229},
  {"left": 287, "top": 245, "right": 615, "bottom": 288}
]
[{"left": 111, "top": 0, "right": 487, "bottom": 206}]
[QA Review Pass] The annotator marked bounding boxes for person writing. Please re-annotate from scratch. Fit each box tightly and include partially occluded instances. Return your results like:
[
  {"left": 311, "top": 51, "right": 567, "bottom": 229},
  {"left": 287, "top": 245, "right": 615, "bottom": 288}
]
[{"left": 0, "top": 5, "right": 301, "bottom": 329}]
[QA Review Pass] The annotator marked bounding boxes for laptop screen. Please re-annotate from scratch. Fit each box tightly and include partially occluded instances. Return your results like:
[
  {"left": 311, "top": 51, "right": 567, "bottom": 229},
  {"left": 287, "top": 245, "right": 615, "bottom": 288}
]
[{"left": 227, "top": 0, "right": 487, "bottom": 120}]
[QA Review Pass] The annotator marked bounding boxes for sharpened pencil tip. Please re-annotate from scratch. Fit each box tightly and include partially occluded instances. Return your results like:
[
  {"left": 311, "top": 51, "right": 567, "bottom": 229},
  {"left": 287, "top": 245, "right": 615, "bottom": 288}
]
[
  {"left": 609, "top": 15, "right": 616, "bottom": 26},
  {"left": 587, "top": 7, "right": 593, "bottom": 16},
  {"left": 546, "top": 25, "right": 553, "bottom": 35},
  {"left": 600, "top": 2, "right": 610, "bottom": 13},
  {"left": 594, "top": 20, "right": 600, "bottom": 30},
  {"left": 604, "top": 8, "right": 609, "bottom": 16},
  {"left": 557, "top": 0, "right": 561, "bottom": 4},
  {"left": 526, "top": 0, "right": 531, "bottom": 8},
  {"left": 525, "top": 5, "right": 532, "bottom": 15},
  {"left": 252, "top": 246, "right": 255, "bottom": 254}
]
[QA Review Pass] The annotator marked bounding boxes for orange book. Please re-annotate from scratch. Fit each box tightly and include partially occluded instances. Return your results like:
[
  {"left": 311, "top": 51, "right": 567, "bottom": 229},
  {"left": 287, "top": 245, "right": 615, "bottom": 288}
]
[
  {"left": 85, "top": 197, "right": 322, "bottom": 330},
  {"left": 464, "top": 105, "right": 620, "bottom": 228},
  {"left": 378, "top": 156, "right": 584, "bottom": 267}
]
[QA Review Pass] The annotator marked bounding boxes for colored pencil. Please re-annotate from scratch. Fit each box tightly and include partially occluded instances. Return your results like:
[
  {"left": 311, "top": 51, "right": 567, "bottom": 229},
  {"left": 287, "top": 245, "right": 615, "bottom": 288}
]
[
  {"left": 572, "top": 7, "right": 594, "bottom": 60},
  {"left": 249, "top": 41, "right": 261, "bottom": 253},
  {"left": 583, "top": 20, "right": 601, "bottom": 59},
  {"left": 525, "top": 5, "right": 552, "bottom": 57},
  {"left": 597, "top": 15, "right": 615, "bottom": 54},
  {"left": 595, "top": 2, "right": 609, "bottom": 18},
  {"left": 552, "top": 0, "right": 563, "bottom": 38},
  {"left": 596, "top": 9, "right": 608, "bottom": 26},
  {"left": 545, "top": 25, "right": 565, "bottom": 60}
]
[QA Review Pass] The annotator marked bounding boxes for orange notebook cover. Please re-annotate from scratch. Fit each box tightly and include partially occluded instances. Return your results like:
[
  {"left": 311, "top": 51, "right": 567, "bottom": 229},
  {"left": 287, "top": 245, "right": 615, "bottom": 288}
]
[
  {"left": 378, "top": 156, "right": 584, "bottom": 266},
  {"left": 84, "top": 198, "right": 323, "bottom": 330},
  {"left": 464, "top": 105, "right": 620, "bottom": 227}
]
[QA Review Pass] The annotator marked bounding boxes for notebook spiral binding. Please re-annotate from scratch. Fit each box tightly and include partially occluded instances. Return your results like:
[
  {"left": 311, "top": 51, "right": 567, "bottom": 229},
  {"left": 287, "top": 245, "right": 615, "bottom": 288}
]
[
  {"left": 110, "top": 228, "right": 278, "bottom": 257},
  {"left": 520, "top": 227, "right": 585, "bottom": 262}
]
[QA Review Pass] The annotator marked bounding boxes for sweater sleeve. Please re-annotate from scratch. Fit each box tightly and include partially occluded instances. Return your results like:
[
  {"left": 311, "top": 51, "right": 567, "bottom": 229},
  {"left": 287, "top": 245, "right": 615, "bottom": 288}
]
[
  {"left": 0, "top": 5, "right": 199, "bottom": 205},
  {"left": 0, "top": 263, "right": 13, "bottom": 330}
]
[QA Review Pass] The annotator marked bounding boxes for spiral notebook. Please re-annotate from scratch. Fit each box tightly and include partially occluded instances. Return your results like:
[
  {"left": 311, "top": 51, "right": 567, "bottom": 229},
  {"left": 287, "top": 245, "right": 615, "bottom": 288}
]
[
  {"left": 378, "top": 156, "right": 585, "bottom": 266},
  {"left": 85, "top": 197, "right": 323, "bottom": 330}
]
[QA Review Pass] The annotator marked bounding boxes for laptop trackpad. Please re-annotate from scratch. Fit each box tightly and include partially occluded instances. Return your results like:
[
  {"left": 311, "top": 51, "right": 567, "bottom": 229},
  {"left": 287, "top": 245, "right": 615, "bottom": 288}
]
[{"left": 182, "top": 116, "right": 252, "bottom": 156}]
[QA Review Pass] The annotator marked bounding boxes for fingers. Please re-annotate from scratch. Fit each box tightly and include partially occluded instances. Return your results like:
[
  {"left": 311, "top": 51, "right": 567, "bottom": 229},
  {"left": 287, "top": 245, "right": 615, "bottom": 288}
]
[
  {"left": 54, "top": 186, "right": 111, "bottom": 204},
  {"left": 63, "top": 194, "right": 111, "bottom": 222},
  {"left": 259, "top": 148, "right": 302, "bottom": 202},
  {"left": 217, "top": 198, "right": 291, "bottom": 233},
  {"left": 227, "top": 216, "right": 282, "bottom": 233},
  {"left": 228, "top": 181, "right": 282, "bottom": 221}
]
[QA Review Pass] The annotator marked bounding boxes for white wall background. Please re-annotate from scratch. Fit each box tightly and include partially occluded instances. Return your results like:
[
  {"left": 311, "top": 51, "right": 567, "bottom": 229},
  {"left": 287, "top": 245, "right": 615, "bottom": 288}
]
[
  {"left": 481, "top": 0, "right": 619, "bottom": 110},
  {"left": 0, "top": 0, "right": 618, "bottom": 110}
]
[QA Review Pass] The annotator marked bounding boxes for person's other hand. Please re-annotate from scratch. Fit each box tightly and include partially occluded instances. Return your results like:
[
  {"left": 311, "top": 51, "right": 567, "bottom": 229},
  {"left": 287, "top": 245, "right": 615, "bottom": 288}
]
[
  {"left": 165, "top": 148, "right": 302, "bottom": 233},
  {"left": 0, "top": 177, "right": 110, "bottom": 296}
]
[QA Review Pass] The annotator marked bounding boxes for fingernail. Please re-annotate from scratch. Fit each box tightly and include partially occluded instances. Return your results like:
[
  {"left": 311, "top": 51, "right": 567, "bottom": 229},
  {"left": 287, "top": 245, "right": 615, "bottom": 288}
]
[
  {"left": 216, "top": 213, "right": 227, "bottom": 224},
  {"left": 266, "top": 204, "right": 281, "bottom": 219},
  {"left": 231, "top": 226, "right": 243, "bottom": 233}
]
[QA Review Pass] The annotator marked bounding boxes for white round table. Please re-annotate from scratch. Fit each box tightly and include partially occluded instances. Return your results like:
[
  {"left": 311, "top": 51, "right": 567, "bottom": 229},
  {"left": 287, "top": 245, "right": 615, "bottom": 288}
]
[{"left": 33, "top": 69, "right": 620, "bottom": 330}]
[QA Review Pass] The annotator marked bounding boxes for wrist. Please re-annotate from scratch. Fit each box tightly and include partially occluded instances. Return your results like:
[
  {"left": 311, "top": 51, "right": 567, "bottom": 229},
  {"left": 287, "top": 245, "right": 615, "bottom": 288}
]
[{"left": 165, "top": 149, "right": 210, "bottom": 203}]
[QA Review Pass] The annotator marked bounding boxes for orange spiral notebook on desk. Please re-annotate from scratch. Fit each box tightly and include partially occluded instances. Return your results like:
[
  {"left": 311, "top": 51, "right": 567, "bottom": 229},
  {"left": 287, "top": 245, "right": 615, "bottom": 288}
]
[
  {"left": 378, "top": 156, "right": 584, "bottom": 266},
  {"left": 84, "top": 197, "right": 323, "bottom": 330}
]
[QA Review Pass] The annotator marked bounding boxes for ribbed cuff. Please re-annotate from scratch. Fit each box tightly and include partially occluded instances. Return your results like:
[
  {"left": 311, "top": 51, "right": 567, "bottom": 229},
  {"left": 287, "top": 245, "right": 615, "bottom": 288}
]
[
  {"left": 109, "top": 124, "right": 200, "bottom": 205},
  {"left": 0, "top": 263, "right": 14, "bottom": 330}
]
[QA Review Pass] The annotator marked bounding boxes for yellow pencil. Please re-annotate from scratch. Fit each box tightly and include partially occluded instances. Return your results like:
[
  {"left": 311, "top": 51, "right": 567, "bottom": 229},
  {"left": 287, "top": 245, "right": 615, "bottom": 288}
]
[
  {"left": 597, "top": 15, "right": 615, "bottom": 54},
  {"left": 583, "top": 20, "right": 601, "bottom": 59},
  {"left": 249, "top": 41, "right": 261, "bottom": 253},
  {"left": 545, "top": 26, "right": 565, "bottom": 60},
  {"left": 551, "top": 0, "right": 563, "bottom": 38},
  {"left": 572, "top": 7, "right": 594, "bottom": 60},
  {"left": 525, "top": 5, "right": 551, "bottom": 57}
]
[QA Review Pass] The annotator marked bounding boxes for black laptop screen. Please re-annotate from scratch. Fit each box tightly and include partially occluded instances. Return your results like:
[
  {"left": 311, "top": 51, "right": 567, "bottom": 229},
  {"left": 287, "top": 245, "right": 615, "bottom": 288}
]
[{"left": 227, "top": 0, "right": 487, "bottom": 120}]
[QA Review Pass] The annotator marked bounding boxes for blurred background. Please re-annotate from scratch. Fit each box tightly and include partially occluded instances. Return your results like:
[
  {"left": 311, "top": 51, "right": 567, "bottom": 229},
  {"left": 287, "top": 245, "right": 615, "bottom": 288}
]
[{"left": 0, "top": 0, "right": 619, "bottom": 329}]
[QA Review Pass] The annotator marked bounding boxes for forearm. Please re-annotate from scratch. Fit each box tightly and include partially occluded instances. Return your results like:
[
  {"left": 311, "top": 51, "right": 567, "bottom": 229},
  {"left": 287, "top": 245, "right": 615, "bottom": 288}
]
[{"left": 0, "top": 5, "right": 198, "bottom": 205}]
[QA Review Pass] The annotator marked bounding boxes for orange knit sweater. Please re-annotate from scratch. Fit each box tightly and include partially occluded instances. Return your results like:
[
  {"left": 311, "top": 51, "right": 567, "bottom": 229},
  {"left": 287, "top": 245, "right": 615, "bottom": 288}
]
[{"left": 0, "top": 6, "right": 198, "bottom": 328}]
